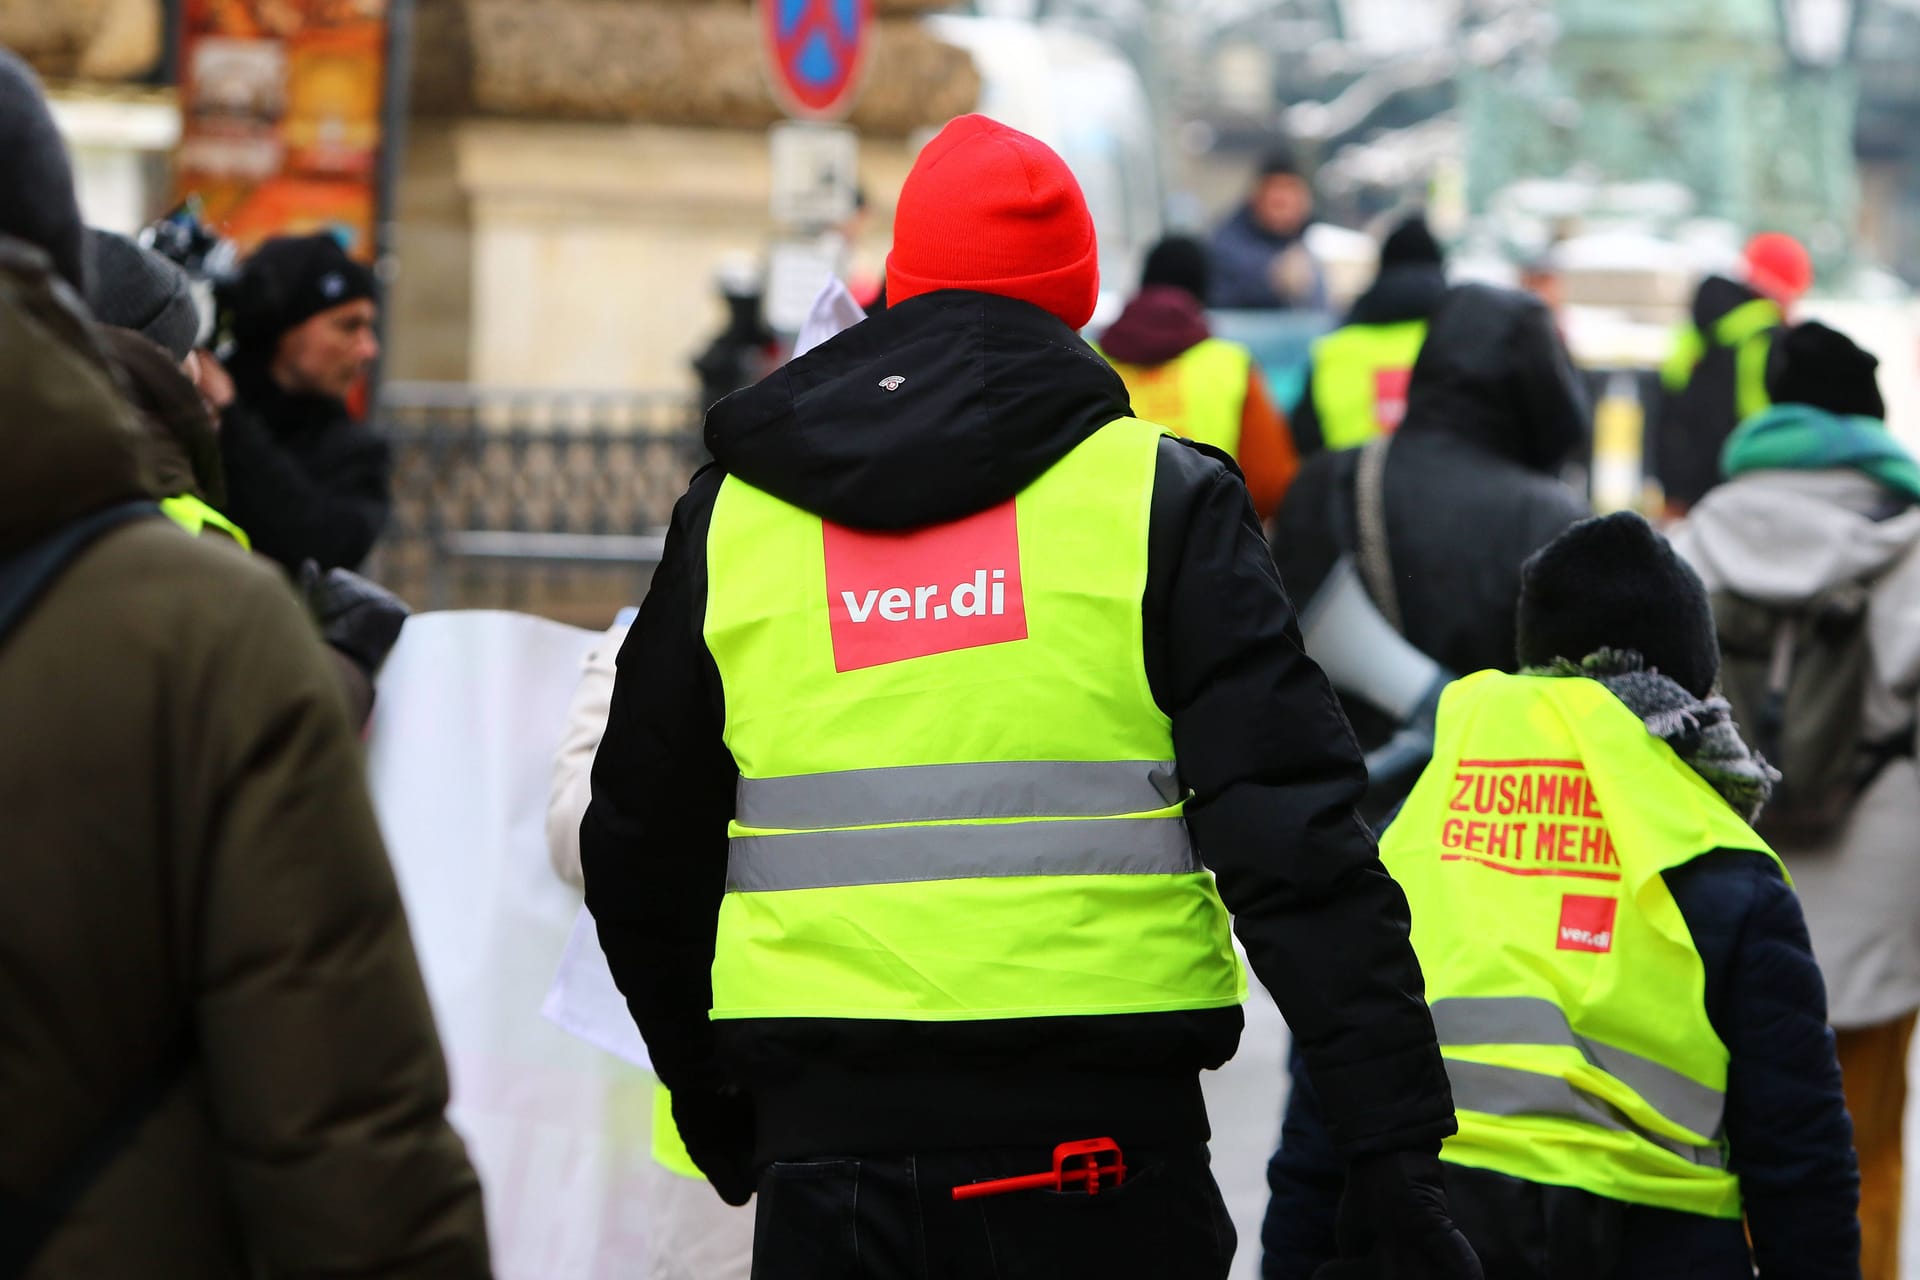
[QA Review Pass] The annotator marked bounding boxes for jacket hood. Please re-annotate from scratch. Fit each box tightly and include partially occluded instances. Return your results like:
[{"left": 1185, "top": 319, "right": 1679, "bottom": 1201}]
[
  {"left": 705, "top": 290, "right": 1131, "bottom": 530},
  {"left": 1692, "top": 274, "right": 1762, "bottom": 332},
  {"left": 0, "top": 240, "right": 152, "bottom": 555},
  {"left": 1397, "top": 283, "right": 1587, "bottom": 474},
  {"left": 1346, "top": 263, "right": 1447, "bottom": 326},
  {"left": 1097, "top": 285, "right": 1211, "bottom": 365},
  {"left": 1673, "top": 468, "right": 1920, "bottom": 693},
  {"left": 95, "top": 325, "right": 224, "bottom": 505}
]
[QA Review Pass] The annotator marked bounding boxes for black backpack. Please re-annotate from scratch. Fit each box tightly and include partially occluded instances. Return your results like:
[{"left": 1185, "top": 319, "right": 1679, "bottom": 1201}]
[{"left": 1713, "top": 574, "right": 1916, "bottom": 843}]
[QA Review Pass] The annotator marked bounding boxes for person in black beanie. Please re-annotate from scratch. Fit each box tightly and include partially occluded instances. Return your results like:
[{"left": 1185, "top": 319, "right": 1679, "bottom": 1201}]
[
  {"left": 1291, "top": 212, "right": 1448, "bottom": 456},
  {"left": 1097, "top": 233, "right": 1300, "bottom": 517},
  {"left": 208, "top": 231, "right": 390, "bottom": 573},
  {"left": 1675, "top": 318, "right": 1920, "bottom": 1280},
  {"left": 1764, "top": 320, "right": 1887, "bottom": 420},
  {"left": 1265, "top": 515, "right": 1859, "bottom": 1280}
]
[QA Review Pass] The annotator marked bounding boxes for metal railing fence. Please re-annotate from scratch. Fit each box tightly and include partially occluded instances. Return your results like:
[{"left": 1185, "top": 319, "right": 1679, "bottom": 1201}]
[{"left": 364, "top": 383, "right": 707, "bottom": 621}]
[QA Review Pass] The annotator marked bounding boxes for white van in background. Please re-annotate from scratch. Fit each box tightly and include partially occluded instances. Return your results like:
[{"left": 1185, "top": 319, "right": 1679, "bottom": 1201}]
[{"left": 922, "top": 15, "right": 1164, "bottom": 328}]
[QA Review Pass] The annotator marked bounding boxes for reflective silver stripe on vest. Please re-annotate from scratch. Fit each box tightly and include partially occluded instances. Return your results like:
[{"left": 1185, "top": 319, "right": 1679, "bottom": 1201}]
[
  {"left": 1433, "top": 996, "right": 1726, "bottom": 1142},
  {"left": 1444, "top": 1059, "right": 1728, "bottom": 1170},
  {"left": 726, "top": 817, "right": 1197, "bottom": 892},
  {"left": 735, "top": 760, "right": 1183, "bottom": 831}
]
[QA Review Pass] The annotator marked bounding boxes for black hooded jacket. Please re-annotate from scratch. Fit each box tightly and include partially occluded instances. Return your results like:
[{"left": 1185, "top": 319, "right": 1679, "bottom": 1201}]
[
  {"left": 580, "top": 291, "right": 1454, "bottom": 1165},
  {"left": 1291, "top": 263, "right": 1449, "bottom": 456},
  {"left": 1272, "top": 286, "right": 1591, "bottom": 809},
  {"left": 217, "top": 348, "right": 391, "bottom": 574}
]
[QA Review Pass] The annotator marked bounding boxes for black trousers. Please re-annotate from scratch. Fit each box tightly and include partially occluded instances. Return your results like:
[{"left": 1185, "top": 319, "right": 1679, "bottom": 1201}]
[{"left": 750, "top": 1143, "right": 1236, "bottom": 1280}]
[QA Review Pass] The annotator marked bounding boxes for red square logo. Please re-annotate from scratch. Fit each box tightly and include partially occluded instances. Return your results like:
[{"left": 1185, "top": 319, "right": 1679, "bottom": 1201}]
[
  {"left": 822, "top": 500, "right": 1029, "bottom": 673},
  {"left": 1374, "top": 367, "right": 1413, "bottom": 431},
  {"left": 1557, "top": 894, "right": 1618, "bottom": 954}
]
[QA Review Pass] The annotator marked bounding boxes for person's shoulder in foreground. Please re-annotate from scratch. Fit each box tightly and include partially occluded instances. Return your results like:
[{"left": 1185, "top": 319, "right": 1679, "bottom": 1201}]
[{"left": 0, "top": 49, "right": 489, "bottom": 1276}]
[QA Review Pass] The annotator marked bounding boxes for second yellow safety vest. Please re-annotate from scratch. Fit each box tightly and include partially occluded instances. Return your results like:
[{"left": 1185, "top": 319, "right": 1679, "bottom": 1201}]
[
  {"left": 1382, "top": 671, "right": 1783, "bottom": 1220},
  {"left": 702, "top": 416, "right": 1244, "bottom": 1026},
  {"left": 1659, "top": 297, "right": 1781, "bottom": 424},
  {"left": 160, "top": 493, "right": 251, "bottom": 550},
  {"left": 1309, "top": 319, "right": 1427, "bottom": 450},
  {"left": 1098, "top": 338, "right": 1252, "bottom": 458}
]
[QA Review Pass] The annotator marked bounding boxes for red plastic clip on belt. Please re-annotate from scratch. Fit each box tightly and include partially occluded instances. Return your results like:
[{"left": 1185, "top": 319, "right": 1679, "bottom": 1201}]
[{"left": 951, "top": 1138, "right": 1127, "bottom": 1200}]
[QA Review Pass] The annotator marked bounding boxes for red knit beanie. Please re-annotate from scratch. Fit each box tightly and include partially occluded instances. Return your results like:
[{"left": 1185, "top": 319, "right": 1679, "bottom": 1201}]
[{"left": 886, "top": 114, "right": 1099, "bottom": 330}]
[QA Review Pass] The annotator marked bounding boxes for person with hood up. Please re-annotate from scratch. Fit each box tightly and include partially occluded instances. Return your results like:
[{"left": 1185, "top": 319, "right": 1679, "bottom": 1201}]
[
  {"left": 0, "top": 51, "right": 489, "bottom": 1280},
  {"left": 1672, "top": 321, "right": 1920, "bottom": 1280},
  {"left": 1209, "top": 145, "right": 1328, "bottom": 311},
  {"left": 1290, "top": 214, "right": 1448, "bottom": 457},
  {"left": 1264, "top": 512, "right": 1859, "bottom": 1280},
  {"left": 1652, "top": 232, "right": 1813, "bottom": 515},
  {"left": 1096, "top": 234, "right": 1299, "bottom": 519},
  {"left": 1270, "top": 283, "right": 1592, "bottom": 821},
  {"left": 580, "top": 114, "right": 1480, "bottom": 1279},
  {"left": 212, "top": 231, "right": 391, "bottom": 574}
]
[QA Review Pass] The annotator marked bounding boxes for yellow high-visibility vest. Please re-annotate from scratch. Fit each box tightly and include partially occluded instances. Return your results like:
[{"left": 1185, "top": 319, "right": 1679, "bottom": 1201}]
[
  {"left": 1382, "top": 671, "right": 1783, "bottom": 1219},
  {"left": 1098, "top": 338, "right": 1252, "bottom": 458},
  {"left": 1659, "top": 297, "right": 1782, "bottom": 423},
  {"left": 159, "top": 493, "right": 251, "bottom": 550},
  {"left": 1309, "top": 320, "right": 1428, "bottom": 450},
  {"left": 702, "top": 416, "right": 1244, "bottom": 1024}
]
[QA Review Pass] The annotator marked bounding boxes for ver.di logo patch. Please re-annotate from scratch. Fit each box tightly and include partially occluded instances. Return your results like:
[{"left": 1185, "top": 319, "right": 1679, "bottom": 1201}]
[
  {"left": 822, "top": 500, "right": 1027, "bottom": 672},
  {"left": 1557, "top": 893, "right": 1618, "bottom": 954}
]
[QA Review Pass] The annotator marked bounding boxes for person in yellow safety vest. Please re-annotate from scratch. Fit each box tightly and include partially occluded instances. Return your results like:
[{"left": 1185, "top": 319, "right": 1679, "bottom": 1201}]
[
  {"left": 1263, "top": 512, "right": 1861, "bottom": 1280},
  {"left": 1652, "top": 232, "right": 1813, "bottom": 516},
  {"left": 579, "top": 114, "right": 1483, "bottom": 1280},
  {"left": 1290, "top": 213, "right": 1448, "bottom": 457},
  {"left": 1096, "top": 235, "right": 1299, "bottom": 520}
]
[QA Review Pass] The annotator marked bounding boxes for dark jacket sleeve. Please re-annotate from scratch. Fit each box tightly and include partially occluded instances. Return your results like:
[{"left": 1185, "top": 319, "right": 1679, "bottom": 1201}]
[
  {"left": 1145, "top": 436, "right": 1453, "bottom": 1156},
  {"left": 218, "top": 401, "right": 390, "bottom": 572},
  {"left": 1666, "top": 851, "right": 1860, "bottom": 1278},
  {"left": 578, "top": 468, "right": 738, "bottom": 1095}
]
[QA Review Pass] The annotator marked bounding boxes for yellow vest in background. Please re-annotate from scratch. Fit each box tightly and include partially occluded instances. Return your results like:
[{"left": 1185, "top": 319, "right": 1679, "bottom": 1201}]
[
  {"left": 1309, "top": 320, "right": 1428, "bottom": 450},
  {"left": 1099, "top": 338, "right": 1252, "bottom": 458},
  {"left": 1381, "top": 671, "right": 1782, "bottom": 1220},
  {"left": 702, "top": 416, "right": 1244, "bottom": 1025}
]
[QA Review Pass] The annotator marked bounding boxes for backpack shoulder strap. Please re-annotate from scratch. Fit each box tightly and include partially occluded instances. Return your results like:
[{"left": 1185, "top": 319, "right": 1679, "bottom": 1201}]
[
  {"left": 1353, "top": 434, "right": 1402, "bottom": 633},
  {"left": 0, "top": 501, "right": 161, "bottom": 651}
]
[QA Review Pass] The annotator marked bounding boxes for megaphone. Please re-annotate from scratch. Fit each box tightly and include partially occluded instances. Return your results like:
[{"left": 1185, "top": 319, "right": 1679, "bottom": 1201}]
[{"left": 1300, "top": 557, "right": 1454, "bottom": 790}]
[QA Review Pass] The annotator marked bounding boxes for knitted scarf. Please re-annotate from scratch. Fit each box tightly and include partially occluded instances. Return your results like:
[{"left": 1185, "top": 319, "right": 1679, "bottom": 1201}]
[
  {"left": 1522, "top": 649, "right": 1779, "bottom": 823},
  {"left": 1721, "top": 403, "right": 1920, "bottom": 505}
]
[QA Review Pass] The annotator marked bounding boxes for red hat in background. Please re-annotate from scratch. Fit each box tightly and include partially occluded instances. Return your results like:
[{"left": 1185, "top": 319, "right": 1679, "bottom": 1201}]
[
  {"left": 1743, "top": 232, "right": 1814, "bottom": 305},
  {"left": 886, "top": 114, "right": 1099, "bottom": 330}
]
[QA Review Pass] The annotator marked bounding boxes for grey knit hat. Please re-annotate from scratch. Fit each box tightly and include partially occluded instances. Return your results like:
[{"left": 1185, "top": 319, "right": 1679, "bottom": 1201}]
[{"left": 85, "top": 228, "right": 204, "bottom": 362}]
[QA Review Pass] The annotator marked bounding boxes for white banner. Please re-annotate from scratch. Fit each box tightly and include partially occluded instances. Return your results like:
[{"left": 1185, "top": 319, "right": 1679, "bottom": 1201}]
[{"left": 366, "top": 610, "right": 654, "bottom": 1280}]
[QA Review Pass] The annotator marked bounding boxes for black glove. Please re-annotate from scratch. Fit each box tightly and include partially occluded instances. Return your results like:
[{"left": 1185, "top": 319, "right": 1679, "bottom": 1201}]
[
  {"left": 669, "top": 1084, "right": 757, "bottom": 1206},
  {"left": 297, "top": 560, "right": 411, "bottom": 675},
  {"left": 1313, "top": 1149, "right": 1483, "bottom": 1280}
]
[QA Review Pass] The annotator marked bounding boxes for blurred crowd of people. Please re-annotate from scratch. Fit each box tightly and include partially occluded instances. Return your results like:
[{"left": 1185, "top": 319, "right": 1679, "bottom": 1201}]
[{"left": 5, "top": 34, "right": 1918, "bottom": 1280}]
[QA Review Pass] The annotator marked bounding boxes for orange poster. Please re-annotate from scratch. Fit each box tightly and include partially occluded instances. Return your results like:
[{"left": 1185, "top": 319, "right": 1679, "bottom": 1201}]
[{"left": 176, "top": 0, "right": 388, "bottom": 259}]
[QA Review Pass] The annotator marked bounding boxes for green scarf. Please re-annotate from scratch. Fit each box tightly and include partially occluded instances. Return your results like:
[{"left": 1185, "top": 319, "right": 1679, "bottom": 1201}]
[{"left": 1721, "top": 403, "right": 1920, "bottom": 504}]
